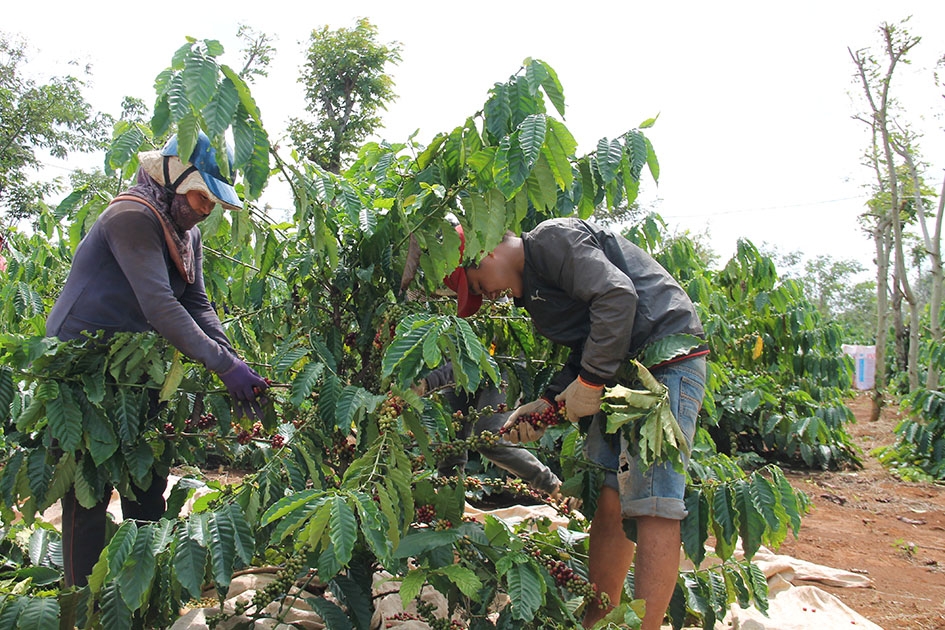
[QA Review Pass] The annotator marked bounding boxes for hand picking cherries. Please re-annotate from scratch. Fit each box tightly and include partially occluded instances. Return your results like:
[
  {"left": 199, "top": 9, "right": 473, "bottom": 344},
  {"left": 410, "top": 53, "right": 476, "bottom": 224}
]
[
  {"left": 253, "top": 377, "right": 273, "bottom": 396},
  {"left": 498, "top": 400, "right": 567, "bottom": 436}
]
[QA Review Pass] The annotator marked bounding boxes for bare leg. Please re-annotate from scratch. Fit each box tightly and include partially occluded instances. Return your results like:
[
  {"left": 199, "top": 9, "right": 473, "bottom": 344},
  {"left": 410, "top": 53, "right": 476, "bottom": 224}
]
[
  {"left": 583, "top": 486, "right": 634, "bottom": 628},
  {"left": 634, "top": 515, "right": 681, "bottom": 630}
]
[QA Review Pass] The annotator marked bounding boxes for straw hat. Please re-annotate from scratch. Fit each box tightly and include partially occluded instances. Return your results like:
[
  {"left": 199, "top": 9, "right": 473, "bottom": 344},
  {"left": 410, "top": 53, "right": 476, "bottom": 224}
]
[{"left": 138, "top": 151, "right": 240, "bottom": 211}]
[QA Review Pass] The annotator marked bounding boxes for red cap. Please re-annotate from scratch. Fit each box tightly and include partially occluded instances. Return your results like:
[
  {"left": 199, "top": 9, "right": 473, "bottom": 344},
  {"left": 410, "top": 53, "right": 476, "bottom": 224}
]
[{"left": 443, "top": 225, "right": 483, "bottom": 318}]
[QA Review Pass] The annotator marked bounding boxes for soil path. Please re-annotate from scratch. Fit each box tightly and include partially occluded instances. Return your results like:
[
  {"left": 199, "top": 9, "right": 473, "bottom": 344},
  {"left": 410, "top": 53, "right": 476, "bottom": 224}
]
[{"left": 776, "top": 393, "right": 945, "bottom": 629}]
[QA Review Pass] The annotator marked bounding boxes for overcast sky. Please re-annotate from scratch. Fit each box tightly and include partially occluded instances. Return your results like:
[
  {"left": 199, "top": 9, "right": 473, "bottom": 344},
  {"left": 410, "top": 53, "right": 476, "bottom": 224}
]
[{"left": 7, "top": 1, "right": 945, "bottom": 272}]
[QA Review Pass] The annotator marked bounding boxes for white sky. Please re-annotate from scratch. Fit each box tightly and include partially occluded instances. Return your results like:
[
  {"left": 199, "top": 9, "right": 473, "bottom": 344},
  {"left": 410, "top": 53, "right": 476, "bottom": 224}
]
[{"left": 6, "top": 1, "right": 945, "bottom": 272}]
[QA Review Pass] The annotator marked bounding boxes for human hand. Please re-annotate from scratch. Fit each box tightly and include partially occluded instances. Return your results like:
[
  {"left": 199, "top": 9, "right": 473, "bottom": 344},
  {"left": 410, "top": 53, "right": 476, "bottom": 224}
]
[
  {"left": 410, "top": 378, "right": 428, "bottom": 397},
  {"left": 554, "top": 376, "right": 604, "bottom": 423},
  {"left": 219, "top": 360, "right": 268, "bottom": 420},
  {"left": 550, "top": 484, "right": 584, "bottom": 512},
  {"left": 501, "top": 398, "right": 555, "bottom": 443}
]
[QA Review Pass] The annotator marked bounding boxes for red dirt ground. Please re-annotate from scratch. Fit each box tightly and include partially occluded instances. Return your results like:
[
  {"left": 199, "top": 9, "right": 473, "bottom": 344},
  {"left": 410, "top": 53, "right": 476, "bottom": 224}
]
[{"left": 776, "top": 393, "right": 945, "bottom": 629}]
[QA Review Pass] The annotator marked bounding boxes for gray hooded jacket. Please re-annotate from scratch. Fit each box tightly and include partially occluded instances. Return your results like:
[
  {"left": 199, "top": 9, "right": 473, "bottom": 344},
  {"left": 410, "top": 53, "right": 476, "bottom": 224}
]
[{"left": 516, "top": 218, "right": 705, "bottom": 396}]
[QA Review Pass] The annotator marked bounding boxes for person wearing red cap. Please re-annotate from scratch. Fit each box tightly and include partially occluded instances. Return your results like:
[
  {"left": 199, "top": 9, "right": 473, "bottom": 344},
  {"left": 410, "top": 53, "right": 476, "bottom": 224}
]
[
  {"left": 443, "top": 225, "right": 483, "bottom": 318},
  {"left": 445, "top": 217, "right": 707, "bottom": 629}
]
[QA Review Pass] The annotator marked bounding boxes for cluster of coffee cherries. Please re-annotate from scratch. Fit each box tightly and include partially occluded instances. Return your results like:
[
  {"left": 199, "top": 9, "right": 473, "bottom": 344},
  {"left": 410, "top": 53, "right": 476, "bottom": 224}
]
[
  {"left": 438, "top": 474, "right": 540, "bottom": 503},
  {"left": 234, "top": 421, "right": 284, "bottom": 449},
  {"left": 414, "top": 503, "right": 436, "bottom": 524},
  {"left": 164, "top": 411, "right": 217, "bottom": 436},
  {"left": 430, "top": 430, "right": 503, "bottom": 464},
  {"left": 430, "top": 439, "right": 465, "bottom": 463},
  {"left": 525, "top": 543, "right": 608, "bottom": 609},
  {"left": 376, "top": 394, "right": 405, "bottom": 432},
  {"left": 449, "top": 403, "right": 508, "bottom": 432},
  {"left": 234, "top": 420, "right": 262, "bottom": 445},
  {"left": 410, "top": 453, "right": 426, "bottom": 472},
  {"left": 205, "top": 609, "right": 229, "bottom": 629},
  {"left": 497, "top": 400, "right": 567, "bottom": 437},
  {"left": 247, "top": 553, "right": 307, "bottom": 613},
  {"left": 185, "top": 596, "right": 219, "bottom": 610},
  {"left": 455, "top": 535, "right": 480, "bottom": 563},
  {"left": 372, "top": 322, "right": 398, "bottom": 350},
  {"left": 326, "top": 433, "right": 356, "bottom": 466},
  {"left": 385, "top": 611, "right": 462, "bottom": 630},
  {"left": 343, "top": 332, "right": 358, "bottom": 349}
]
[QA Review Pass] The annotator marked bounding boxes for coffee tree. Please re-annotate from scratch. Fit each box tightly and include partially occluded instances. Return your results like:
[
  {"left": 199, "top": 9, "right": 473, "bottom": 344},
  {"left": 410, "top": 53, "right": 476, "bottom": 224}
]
[{"left": 0, "top": 36, "right": 854, "bottom": 629}]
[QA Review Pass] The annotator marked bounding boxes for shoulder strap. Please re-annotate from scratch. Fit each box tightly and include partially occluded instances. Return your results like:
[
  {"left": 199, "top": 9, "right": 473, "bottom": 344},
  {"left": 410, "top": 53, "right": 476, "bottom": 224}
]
[{"left": 109, "top": 195, "right": 194, "bottom": 283}]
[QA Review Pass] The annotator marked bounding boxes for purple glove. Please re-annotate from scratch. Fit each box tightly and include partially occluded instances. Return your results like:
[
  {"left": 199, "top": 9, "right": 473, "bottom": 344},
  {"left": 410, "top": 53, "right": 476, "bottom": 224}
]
[{"left": 219, "top": 360, "right": 268, "bottom": 420}]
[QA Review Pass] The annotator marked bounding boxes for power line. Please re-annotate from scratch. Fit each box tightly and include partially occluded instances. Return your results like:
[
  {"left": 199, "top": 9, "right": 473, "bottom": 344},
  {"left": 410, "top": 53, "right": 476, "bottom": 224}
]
[{"left": 662, "top": 195, "right": 870, "bottom": 219}]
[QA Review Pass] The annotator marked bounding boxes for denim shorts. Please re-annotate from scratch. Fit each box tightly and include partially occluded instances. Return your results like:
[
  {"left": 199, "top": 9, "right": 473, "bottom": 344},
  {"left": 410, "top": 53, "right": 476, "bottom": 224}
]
[{"left": 584, "top": 355, "right": 706, "bottom": 520}]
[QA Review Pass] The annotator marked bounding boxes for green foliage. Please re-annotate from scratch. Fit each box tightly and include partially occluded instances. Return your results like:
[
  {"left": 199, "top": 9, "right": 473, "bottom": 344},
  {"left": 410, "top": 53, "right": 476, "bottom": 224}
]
[
  {"left": 875, "top": 387, "right": 945, "bottom": 480},
  {"left": 0, "top": 33, "right": 110, "bottom": 219},
  {"left": 665, "top": 449, "right": 811, "bottom": 629},
  {"left": 775, "top": 251, "right": 877, "bottom": 345},
  {"left": 686, "top": 239, "right": 860, "bottom": 469},
  {"left": 110, "top": 37, "right": 270, "bottom": 200},
  {"left": 603, "top": 360, "right": 696, "bottom": 472},
  {"left": 289, "top": 18, "right": 402, "bottom": 173},
  {"left": 0, "top": 521, "right": 63, "bottom": 628},
  {"left": 0, "top": 223, "right": 73, "bottom": 337},
  {"left": 0, "top": 331, "right": 239, "bottom": 524},
  {"left": 381, "top": 314, "right": 499, "bottom": 393},
  {"left": 0, "top": 34, "right": 865, "bottom": 629}
]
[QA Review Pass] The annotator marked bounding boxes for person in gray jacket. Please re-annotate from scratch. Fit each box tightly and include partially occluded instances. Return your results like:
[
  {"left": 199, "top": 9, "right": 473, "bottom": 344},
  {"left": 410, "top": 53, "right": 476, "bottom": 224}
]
[
  {"left": 444, "top": 217, "right": 707, "bottom": 629},
  {"left": 46, "top": 131, "right": 268, "bottom": 587},
  {"left": 419, "top": 361, "right": 562, "bottom": 496}
]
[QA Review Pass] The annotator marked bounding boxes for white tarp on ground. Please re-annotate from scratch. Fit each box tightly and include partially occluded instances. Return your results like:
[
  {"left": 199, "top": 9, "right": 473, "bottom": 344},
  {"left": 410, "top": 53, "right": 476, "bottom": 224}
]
[
  {"left": 41, "top": 479, "right": 882, "bottom": 629},
  {"left": 718, "top": 545, "right": 880, "bottom": 630}
]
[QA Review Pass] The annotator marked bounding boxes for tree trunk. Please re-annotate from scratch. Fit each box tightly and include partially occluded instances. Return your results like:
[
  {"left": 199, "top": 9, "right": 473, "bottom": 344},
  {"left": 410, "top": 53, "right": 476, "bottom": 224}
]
[
  {"left": 908, "top": 301, "right": 921, "bottom": 392},
  {"left": 872, "top": 225, "right": 890, "bottom": 422},
  {"left": 848, "top": 23, "right": 921, "bottom": 413},
  {"left": 916, "top": 170, "right": 945, "bottom": 391}
]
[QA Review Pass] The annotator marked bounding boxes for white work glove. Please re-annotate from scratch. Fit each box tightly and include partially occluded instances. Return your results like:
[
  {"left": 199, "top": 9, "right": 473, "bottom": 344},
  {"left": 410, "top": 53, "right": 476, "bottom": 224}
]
[
  {"left": 550, "top": 484, "right": 584, "bottom": 512},
  {"left": 501, "top": 398, "right": 555, "bottom": 443},
  {"left": 555, "top": 376, "right": 604, "bottom": 423}
]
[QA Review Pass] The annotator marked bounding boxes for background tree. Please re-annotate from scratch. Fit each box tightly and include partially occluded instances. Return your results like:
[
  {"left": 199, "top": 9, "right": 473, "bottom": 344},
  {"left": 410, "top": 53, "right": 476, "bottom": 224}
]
[
  {"left": 850, "top": 19, "right": 921, "bottom": 416},
  {"left": 234, "top": 24, "right": 276, "bottom": 84},
  {"left": 798, "top": 255, "right": 877, "bottom": 344},
  {"left": 287, "top": 18, "right": 402, "bottom": 173},
  {"left": 0, "top": 33, "right": 109, "bottom": 221},
  {"left": 895, "top": 139, "right": 944, "bottom": 389},
  {"left": 765, "top": 248, "right": 877, "bottom": 344},
  {"left": 844, "top": 21, "right": 945, "bottom": 484}
]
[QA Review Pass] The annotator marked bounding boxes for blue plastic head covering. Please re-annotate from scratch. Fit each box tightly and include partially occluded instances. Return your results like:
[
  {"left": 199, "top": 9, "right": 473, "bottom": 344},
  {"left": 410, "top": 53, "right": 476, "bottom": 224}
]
[{"left": 160, "top": 132, "right": 242, "bottom": 210}]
